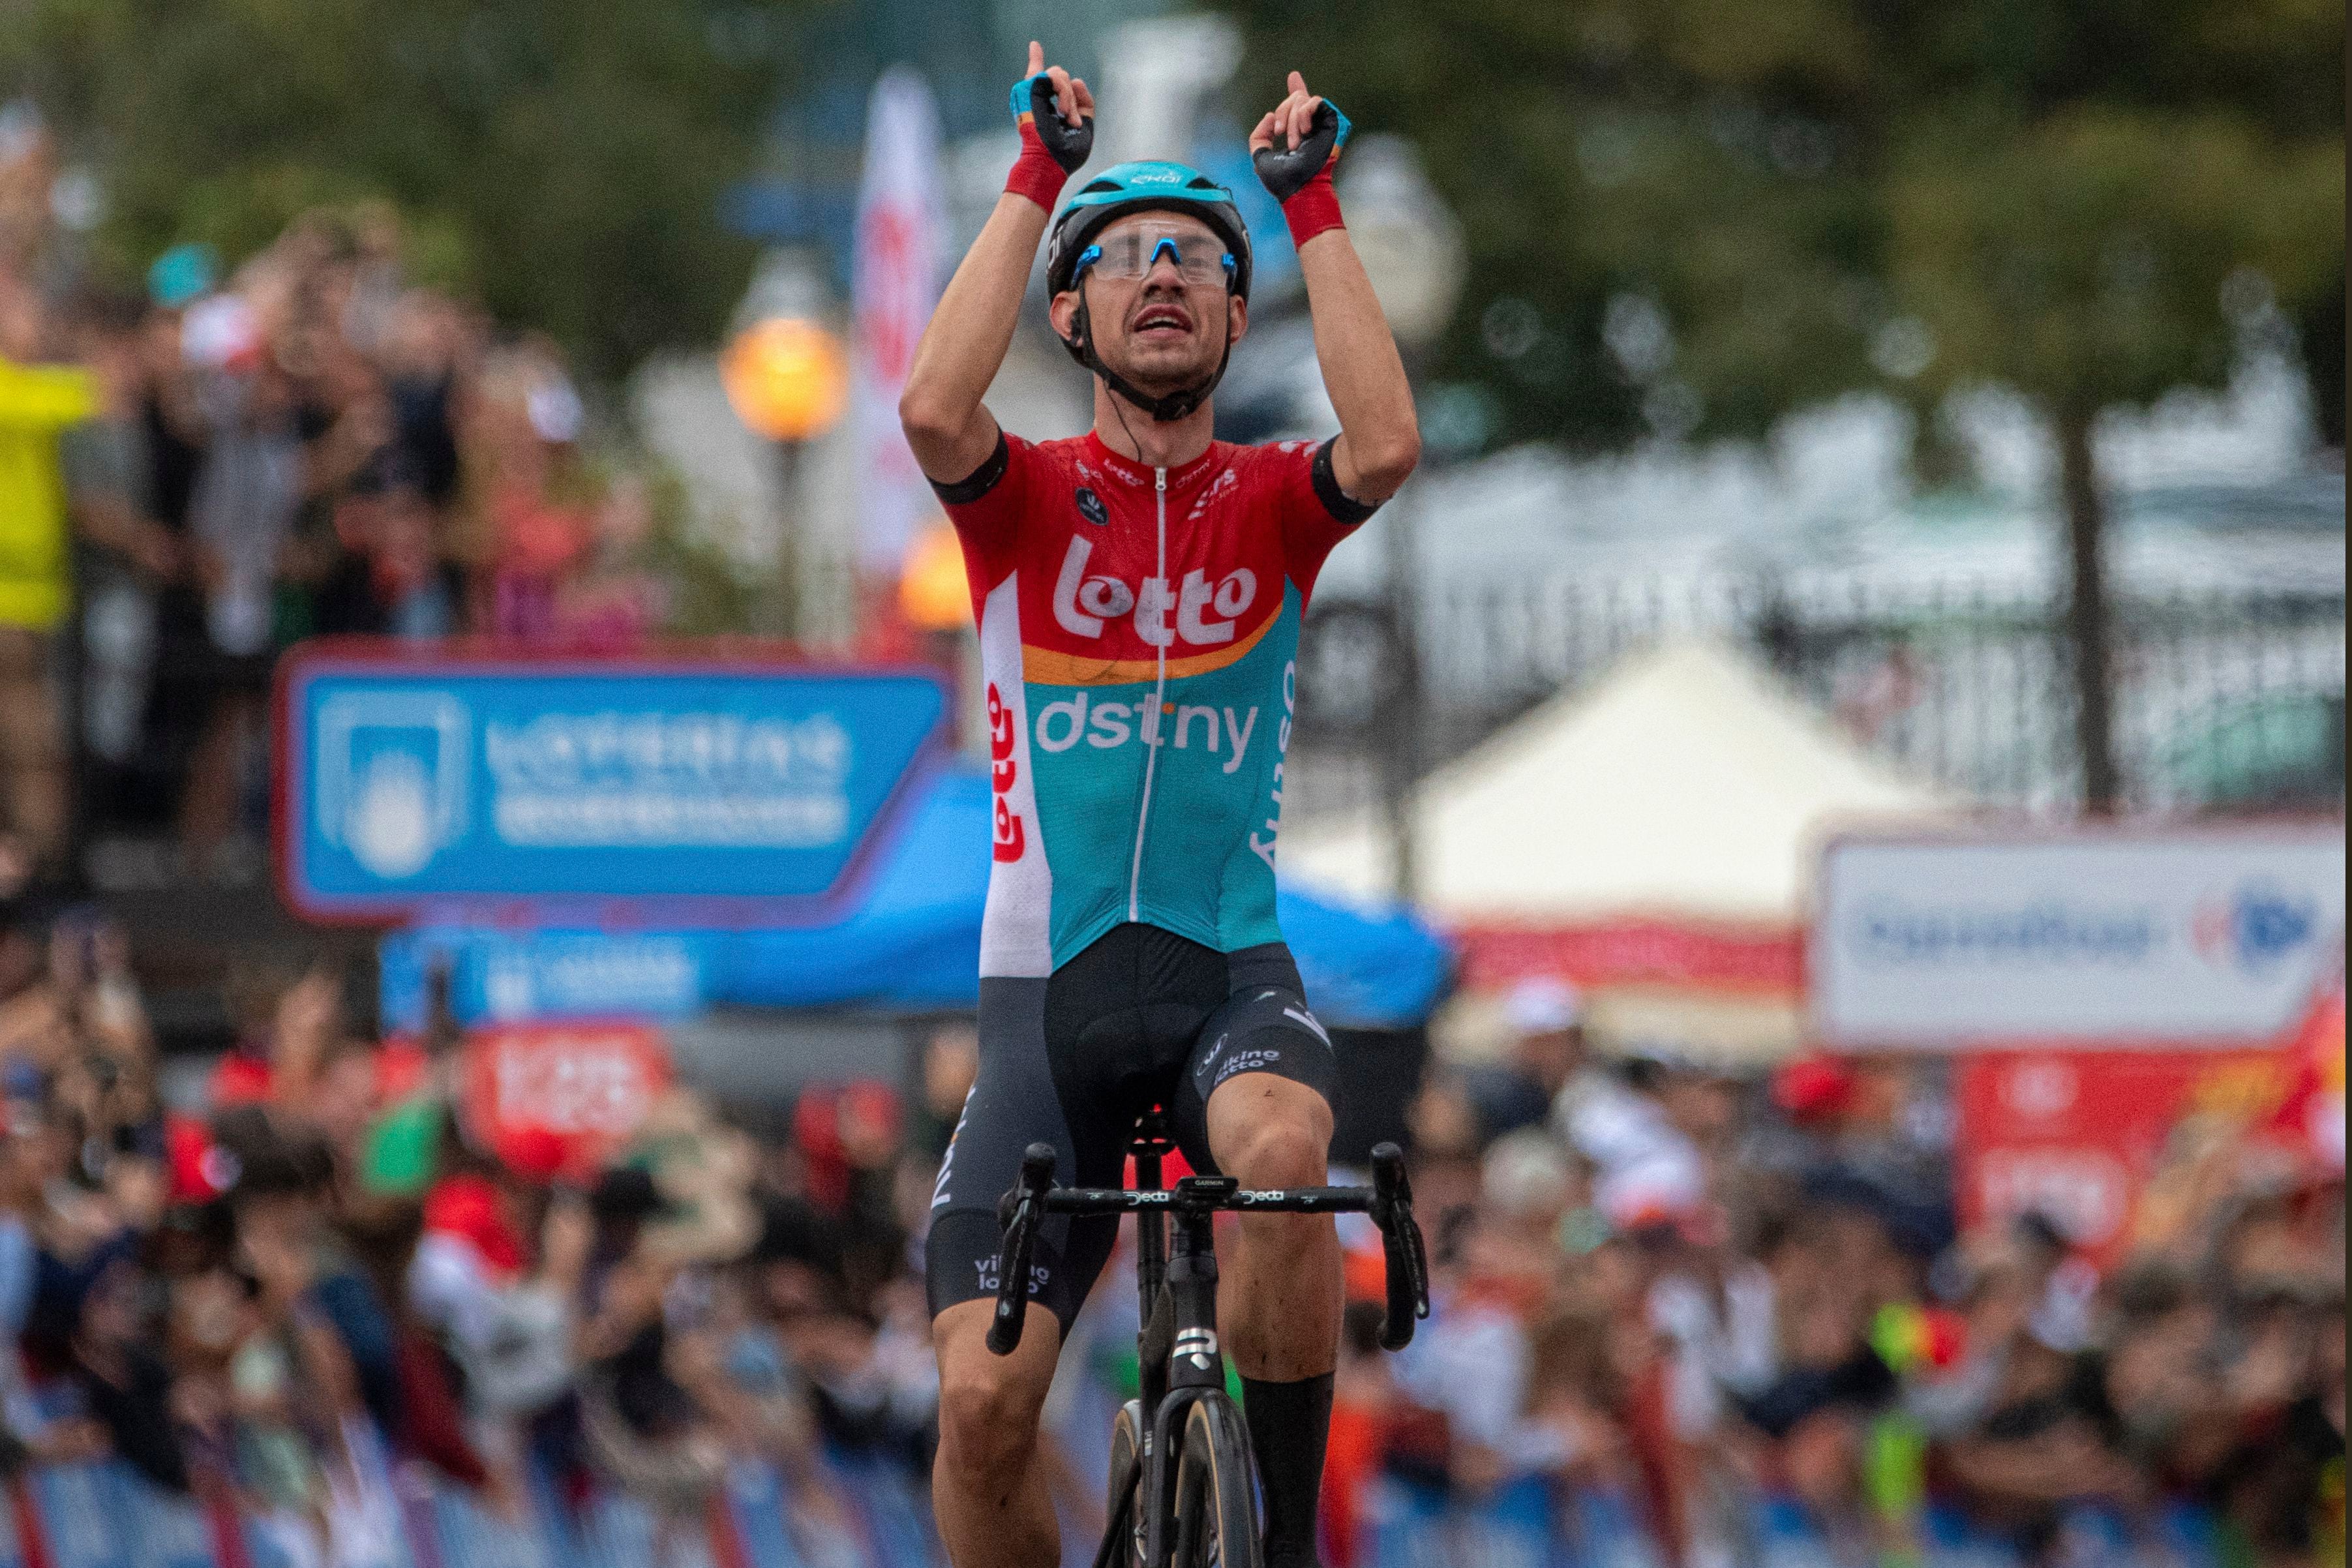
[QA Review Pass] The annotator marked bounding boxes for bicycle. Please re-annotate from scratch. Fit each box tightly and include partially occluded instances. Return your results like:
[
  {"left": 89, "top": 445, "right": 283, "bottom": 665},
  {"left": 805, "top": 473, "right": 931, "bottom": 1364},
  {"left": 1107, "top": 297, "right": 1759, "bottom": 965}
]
[{"left": 988, "top": 1108, "right": 1432, "bottom": 1568}]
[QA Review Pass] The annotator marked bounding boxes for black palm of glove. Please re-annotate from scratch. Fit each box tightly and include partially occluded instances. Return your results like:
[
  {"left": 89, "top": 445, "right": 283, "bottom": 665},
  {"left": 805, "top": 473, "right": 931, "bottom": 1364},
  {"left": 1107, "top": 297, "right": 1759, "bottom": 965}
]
[
  {"left": 1252, "top": 98, "right": 1350, "bottom": 204},
  {"left": 1014, "top": 72, "right": 1094, "bottom": 174}
]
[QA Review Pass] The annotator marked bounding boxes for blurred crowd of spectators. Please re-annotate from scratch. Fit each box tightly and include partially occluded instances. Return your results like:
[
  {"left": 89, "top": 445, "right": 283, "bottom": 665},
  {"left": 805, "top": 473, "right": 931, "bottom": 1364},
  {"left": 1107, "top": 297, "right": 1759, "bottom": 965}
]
[
  {"left": 1327, "top": 979, "right": 2346, "bottom": 1568},
  {"left": 0, "top": 889, "right": 948, "bottom": 1563},
  {"left": 0, "top": 893, "right": 2332, "bottom": 1566},
  {"left": 0, "top": 119, "right": 671, "bottom": 883}
]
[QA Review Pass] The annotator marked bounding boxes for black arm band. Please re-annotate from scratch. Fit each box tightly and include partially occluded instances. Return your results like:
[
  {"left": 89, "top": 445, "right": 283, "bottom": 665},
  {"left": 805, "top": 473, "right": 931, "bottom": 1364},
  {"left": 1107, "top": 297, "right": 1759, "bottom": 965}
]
[
  {"left": 1311, "top": 438, "right": 1381, "bottom": 526},
  {"left": 930, "top": 431, "right": 1010, "bottom": 504}
]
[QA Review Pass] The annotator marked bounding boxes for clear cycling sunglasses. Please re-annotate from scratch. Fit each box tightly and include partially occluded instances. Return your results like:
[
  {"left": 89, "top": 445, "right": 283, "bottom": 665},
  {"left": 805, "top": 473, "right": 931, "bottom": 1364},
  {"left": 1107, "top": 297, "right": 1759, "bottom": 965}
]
[{"left": 1074, "top": 221, "right": 1236, "bottom": 288}]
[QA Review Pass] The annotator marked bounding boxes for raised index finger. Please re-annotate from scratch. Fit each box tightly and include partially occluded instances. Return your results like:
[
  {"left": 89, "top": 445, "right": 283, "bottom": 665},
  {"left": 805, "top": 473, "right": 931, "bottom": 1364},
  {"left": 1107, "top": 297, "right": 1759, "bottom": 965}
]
[{"left": 1028, "top": 40, "right": 1044, "bottom": 76}]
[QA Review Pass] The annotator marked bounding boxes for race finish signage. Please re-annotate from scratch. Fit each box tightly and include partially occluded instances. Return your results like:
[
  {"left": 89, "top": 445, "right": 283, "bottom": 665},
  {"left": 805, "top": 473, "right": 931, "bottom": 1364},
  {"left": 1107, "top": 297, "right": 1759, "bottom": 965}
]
[
  {"left": 277, "top": 644, "right": 948, "bottom": 921},
  {"left": 1812, "top": 827, "right": 2344, "bottom": 1049}
]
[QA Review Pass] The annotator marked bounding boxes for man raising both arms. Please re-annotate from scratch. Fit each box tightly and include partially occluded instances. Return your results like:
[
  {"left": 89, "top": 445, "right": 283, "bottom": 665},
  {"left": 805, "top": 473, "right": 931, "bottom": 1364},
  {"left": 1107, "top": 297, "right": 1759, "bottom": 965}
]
[{"left": 901, "top": 41, "right": 1418, "bottom": 1568}]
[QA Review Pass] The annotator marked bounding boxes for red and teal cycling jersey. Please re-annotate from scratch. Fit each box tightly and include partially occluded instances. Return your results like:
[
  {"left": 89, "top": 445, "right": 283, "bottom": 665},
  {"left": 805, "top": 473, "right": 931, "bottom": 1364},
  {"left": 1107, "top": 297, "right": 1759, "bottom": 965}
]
[{"left": 937, "top": 429, "right": 1374, "bottom": 977}]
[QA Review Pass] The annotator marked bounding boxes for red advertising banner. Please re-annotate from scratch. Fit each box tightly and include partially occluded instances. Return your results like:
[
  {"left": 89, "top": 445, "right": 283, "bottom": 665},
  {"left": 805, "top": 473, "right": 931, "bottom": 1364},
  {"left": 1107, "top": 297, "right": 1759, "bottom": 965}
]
[
  {"left": 461, "top": 1020, "right": 672, "bottom": 1177},
  {"left": 2268, "top": 976, "right": 2347, "bottom": 1175},
  {"left": 1457, "top": 918, "right": 1803, "bottom": 997},
  {"left": 1954, "top": 1046, "right": 2296, "bottom": 1269}
]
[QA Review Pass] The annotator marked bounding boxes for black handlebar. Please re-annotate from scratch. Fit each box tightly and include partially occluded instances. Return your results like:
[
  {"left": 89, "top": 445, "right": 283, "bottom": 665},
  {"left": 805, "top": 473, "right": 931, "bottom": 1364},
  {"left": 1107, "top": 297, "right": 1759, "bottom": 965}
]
[
  {"left": 986, "top": 1143, "right": 1057, "bottom": 1357},
  {"left": 985, "top": 1140, "right": 1432, "bottom": 1356},
  {"left": 1040, "top": 1184, "right": 1379, "bottom": 1214}
]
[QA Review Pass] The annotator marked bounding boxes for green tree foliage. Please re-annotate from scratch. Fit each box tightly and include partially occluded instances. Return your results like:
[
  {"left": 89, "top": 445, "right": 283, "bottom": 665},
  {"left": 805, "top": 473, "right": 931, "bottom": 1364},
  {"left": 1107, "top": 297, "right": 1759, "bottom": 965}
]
[
  {"left": 0, "top": 0, "right": 796, "bottom": 379},
  {"left": 1238, "top": 0, "right": 2342, "bottom": 455},
  {"left": 1239, "top": 0, "right": 2342, "bottom": 807}
]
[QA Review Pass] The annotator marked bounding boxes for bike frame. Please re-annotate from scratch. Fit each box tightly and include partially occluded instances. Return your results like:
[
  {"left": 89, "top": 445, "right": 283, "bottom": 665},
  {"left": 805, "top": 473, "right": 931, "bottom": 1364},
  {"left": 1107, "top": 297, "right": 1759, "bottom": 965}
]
[
  {"left": 1133, "top": 1114, "right": 1172, "bottom": 1425},
  {"left": 989, "top": 1113, "right": 1430, "bottom": 1568}
]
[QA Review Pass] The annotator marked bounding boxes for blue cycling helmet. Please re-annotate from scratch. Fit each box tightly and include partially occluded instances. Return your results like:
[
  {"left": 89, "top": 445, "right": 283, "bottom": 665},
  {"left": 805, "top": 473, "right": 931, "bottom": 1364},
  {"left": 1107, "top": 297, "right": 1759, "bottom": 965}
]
[
  {"left": 1044, "top": 161, "right": 1253, "bottom": 421},
  {"left": 1046, "top": 161, "right": 1254, "bottom": 302}
]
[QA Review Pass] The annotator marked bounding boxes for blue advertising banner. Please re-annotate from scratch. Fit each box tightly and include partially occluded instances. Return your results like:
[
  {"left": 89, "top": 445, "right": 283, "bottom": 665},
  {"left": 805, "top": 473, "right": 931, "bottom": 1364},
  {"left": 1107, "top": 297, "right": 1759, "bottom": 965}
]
[
  {"left": 380, "top": 927, "right": 715, "bottom": 1031},
  {"left": 376, "top": 764, "right": 1455, "bottom": 1031},
  {"left": 278, "top": 646, "right": 948, "bottom": 920}
]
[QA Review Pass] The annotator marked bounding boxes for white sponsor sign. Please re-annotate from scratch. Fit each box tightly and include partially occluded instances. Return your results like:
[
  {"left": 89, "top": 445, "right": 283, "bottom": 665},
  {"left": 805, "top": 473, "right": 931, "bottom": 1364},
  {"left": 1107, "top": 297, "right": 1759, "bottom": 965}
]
[
  {"left": 481, "top": 710, "right": 852, "bottom": 849},
  {"left": 850, "top": 67, "right": 946, "bottom": 575},
  {"left": 1812, "top": 828, "right": 2345, "bottom": 1048}
]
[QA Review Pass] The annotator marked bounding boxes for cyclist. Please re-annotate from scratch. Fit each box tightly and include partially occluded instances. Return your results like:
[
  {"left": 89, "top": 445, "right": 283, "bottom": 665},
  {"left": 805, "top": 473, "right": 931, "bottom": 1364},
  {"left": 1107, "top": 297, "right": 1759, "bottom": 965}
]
[{"left": 901, "top": 42, "right": 1419, "bottom": 1568}]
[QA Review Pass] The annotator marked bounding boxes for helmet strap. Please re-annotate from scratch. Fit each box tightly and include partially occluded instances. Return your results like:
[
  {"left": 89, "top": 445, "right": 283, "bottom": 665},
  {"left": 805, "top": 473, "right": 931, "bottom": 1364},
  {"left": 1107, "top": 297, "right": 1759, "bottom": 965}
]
[{"left": 1066, "top": 291, "right": 1233, "bottom": 425}]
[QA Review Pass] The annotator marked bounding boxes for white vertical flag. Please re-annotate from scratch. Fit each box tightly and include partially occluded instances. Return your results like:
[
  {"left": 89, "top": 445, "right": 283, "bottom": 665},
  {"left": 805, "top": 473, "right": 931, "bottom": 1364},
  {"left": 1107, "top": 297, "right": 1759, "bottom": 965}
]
[{"left": 850, "top": 67, "right": 947, "bottom": 577}]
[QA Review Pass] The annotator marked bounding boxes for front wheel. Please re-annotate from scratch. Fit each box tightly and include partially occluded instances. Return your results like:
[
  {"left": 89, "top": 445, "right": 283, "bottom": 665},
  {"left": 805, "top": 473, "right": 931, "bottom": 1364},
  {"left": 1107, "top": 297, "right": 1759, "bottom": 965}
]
[
  {"left": 1105, "top": 1400, "right": 1145, "bottom": 1567},
  {"left": 1170, "top": 1396, "right": 1259, "bottom": 1568}
]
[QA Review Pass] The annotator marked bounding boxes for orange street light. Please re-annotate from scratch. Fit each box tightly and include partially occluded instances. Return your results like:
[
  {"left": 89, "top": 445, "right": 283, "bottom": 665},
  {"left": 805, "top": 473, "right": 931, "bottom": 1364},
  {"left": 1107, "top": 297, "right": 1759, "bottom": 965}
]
[
  {"left": 721, "top": 317, "right": 849, "bottom": 443},
  {"left": 898, "top": 520, "right": 970, "bottom": 631}
]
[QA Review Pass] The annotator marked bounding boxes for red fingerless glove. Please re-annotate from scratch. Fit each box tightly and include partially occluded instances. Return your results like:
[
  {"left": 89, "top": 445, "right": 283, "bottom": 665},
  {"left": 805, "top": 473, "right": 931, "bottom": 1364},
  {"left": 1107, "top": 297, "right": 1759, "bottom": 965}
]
[
  {"left": 1005, "top": 117, "right": 1070, "bottom": 213},
  {"left": 1280, "top": 161, "right": 1345, "bottom": 249}
]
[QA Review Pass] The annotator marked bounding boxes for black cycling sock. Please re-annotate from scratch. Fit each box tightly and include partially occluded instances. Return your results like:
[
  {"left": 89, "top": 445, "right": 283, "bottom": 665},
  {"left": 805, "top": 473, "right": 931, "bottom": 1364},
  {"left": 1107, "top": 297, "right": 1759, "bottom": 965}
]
[{"left": 1241, "top": 1372, "right": 1333, "bottom": 1567}]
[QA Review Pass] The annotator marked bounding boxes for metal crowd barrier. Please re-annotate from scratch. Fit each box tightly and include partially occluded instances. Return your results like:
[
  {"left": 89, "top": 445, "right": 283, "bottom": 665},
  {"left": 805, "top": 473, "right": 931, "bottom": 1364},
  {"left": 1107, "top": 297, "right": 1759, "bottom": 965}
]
[
  {"left": 0, "top": 1440, "right": 2239, "bottom": 1568},
  {"left": 0, "top": 1432, "right": 946, "bottom": 1568},
  {"left": 1354, "top": 1475, "right": 2231, "bottom": 1568}
]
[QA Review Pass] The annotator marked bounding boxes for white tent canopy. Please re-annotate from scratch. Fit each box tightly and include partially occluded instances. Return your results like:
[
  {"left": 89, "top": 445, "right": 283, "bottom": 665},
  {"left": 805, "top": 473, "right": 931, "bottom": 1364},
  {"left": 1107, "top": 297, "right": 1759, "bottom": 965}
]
[{"left": 1287, "top": 641, "right": 1952, "bottom": 929}]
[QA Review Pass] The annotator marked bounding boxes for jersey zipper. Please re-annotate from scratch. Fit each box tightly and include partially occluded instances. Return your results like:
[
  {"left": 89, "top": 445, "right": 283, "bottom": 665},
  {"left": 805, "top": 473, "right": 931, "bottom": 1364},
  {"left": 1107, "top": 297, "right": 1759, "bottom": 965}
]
[{"left": 1126, "top": 465, "right": 1169, "bottom": 922}]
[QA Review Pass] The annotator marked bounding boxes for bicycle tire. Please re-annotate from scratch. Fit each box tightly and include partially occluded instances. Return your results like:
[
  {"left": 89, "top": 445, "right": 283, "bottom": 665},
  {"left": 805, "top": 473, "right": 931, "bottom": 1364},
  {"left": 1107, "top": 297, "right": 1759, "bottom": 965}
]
[
  {"left": 1170, "top": 1396, "right": 1259, "bottom": 1568},
  {"left": 1100, "top": 1400, "right": 1145, "bottom": 1568}
]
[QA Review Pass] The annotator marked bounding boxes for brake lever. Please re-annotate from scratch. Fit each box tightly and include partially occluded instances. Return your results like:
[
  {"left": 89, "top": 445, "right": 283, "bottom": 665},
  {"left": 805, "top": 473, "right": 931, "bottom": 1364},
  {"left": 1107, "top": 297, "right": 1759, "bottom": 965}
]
[
  {"left": 986, "top": 1143, "right": 1058, "bottom": 1357},
  {"left": 1368, "top": 1142, "right": 1432, "bottom": 1351},
  {"left": 1397, "top": 1195, "right": 1432, "bottom": 1318}
]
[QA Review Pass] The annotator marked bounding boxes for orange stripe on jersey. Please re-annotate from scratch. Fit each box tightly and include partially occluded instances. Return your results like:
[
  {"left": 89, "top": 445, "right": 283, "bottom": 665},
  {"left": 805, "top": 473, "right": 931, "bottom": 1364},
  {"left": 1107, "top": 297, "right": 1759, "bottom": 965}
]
[{"left": 1021, "top": 605, "right": 1278, "bottom": 686}]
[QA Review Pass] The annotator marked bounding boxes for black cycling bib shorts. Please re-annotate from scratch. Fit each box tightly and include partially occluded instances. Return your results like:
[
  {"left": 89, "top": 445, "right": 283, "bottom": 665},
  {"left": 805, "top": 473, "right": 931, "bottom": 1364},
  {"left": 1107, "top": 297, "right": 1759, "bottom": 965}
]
[{"left": 924, "top": 922, "right": 1338, "bottom": 1329}]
